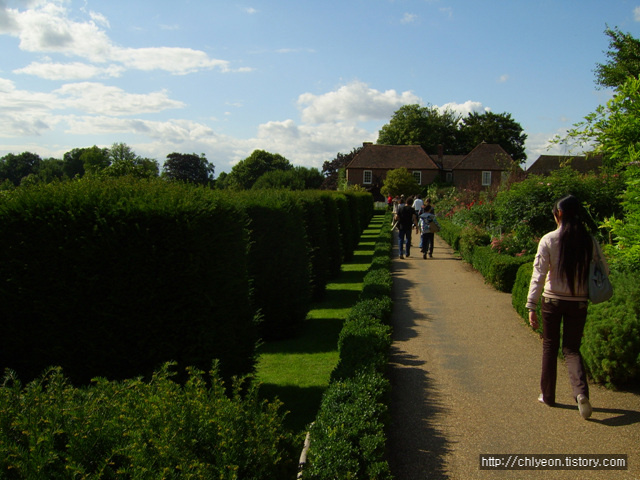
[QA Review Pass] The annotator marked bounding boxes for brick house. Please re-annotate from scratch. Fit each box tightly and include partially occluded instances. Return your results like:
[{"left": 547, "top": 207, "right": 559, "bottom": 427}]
[
  {"left": 526, "top": 154, "right": 603, "bottom": 176},
  {"left": 345, "top": 142, "right": 519, "bottom": 198}
]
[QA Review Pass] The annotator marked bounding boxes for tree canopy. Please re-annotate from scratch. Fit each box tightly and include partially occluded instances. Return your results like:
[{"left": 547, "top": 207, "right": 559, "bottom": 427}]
[
  {"left": 377, "top": 104, "right": 527, "bottom": 163},
  {"left": 162, "top": 152, "right": 215, "bottom": 185},
  {"left": 377, "top": 104, "right": 462, "bottom": 154},
  {"left": 459, "top": 111, "right": 527, "bottom": 163},
  {"left": 594, "top": 26, "right": 640, "bottom": 89},
  {"left": 225, "top": 150, "right": 292, "bottom": 190},
  {"left": 321, "top": 146, "right": 362, "bottom": 190}
]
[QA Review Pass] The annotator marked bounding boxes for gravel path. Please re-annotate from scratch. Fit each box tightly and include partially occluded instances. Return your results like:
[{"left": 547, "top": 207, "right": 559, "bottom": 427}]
[{"left": 387, "top": 234, "right": 640, "bottom": 479}]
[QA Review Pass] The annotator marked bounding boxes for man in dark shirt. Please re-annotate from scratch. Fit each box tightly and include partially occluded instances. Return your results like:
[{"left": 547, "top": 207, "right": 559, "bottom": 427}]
[{"left": 395, "top": 196, "right": 418, "bottom": 259}]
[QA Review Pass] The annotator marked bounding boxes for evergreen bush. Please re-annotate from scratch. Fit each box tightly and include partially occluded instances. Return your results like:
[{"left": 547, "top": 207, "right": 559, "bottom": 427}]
[
  {"left": 0, "top": 363, "right": 298, "bottom": 478},
  {"left": 582, "top": 271, "right": 640, "bottom": 388},
  {"left": 305, "top": 371, "right": 392, "bottom": 480},
  {"left": 235, "top": 190, "right": 311, "bottom": 340},
  {"left": 471, "top": 246, "right": 534, "bottom": 292},
  {"left": 0, "top": 178, "right": 257, "bottom": 384}
]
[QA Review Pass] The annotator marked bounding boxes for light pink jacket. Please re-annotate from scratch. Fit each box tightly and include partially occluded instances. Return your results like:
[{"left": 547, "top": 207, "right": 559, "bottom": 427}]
[{"left": 526, "top": 228, "right": 608, "bottom": 310}]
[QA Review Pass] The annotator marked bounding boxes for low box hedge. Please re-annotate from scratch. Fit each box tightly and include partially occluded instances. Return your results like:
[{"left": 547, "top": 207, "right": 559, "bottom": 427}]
[{"left": 305, "top": 212, "right": 393, "bottom": 480}]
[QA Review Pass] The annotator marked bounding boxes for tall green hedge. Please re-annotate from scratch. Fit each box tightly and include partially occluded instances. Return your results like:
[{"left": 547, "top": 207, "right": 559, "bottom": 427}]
[
  {"left": 0, "top": 178, "right": 258, "bottom": 384},
  {"left": 235, "top": 190, "right": 312, "bottom": 340}
]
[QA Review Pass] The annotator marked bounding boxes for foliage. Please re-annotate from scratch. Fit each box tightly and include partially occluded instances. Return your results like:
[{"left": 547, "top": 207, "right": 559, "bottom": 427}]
[
  {"left": 380, "top": 167, "right": 421, "bottom": 197},
  {"left": 377, "top": 104, "right": 527, "bottom": 161},
  {"left": 458, "top": 111, "right": 528, "bottom": 163},
  {"left": 162, "top": 152, "right": 215, "bottom": 185},
  {"left": 322, "top": 147, "right": 362, "bottom": 190},
  {"left": 511, "top": 262, "right": 542, "bottom": 333},
  {"left": 492, "top": 167, "right": 624, "bottom": 238},
  {"left": 305, "top": 218, "right": 393, "bottom": 479},
  {"left": 458, "top": 225, "right": 491, "bottom": 262},
  {"left": 594, "top": 26, "right": 640, "bottom": 90},
  {"left": 511, "top": 263, "right": 640, "bottom": 388},
  {"left": 490, "top": 229, "right": 538, "bottom": 257},
  {"left": 581, "top": 271, "right": 640, "bottom": 388},
  {"left": 0, "top": 363, "right": 298, "bottom": 479},
  {"left": 306, "top": 371, "right": 391, "bottom": 480},
  {"left": 0, "top": 151, "right": 42, "bottom": 186},
  {"left": 603, "top": 163, "right": 640, "bottom": 271},
  {"left": 102, "top": 142, "right": 159, "bottom": 179},
  {"left": 252, "top": 166, "right": 323, "bottom": 190},
  {"left": 470, "top": 245, "right": 534, "bottom": 293},
  {"left": 225, "top": 150, "right": 292, "bottom": 190},
  {"left": 377, "top": 104, "right": 462, "bottom": 153},
  {"left": 553, "top": 74, "right": 640, "bottom": 269},
  {"left": 0, "top": 178, "right": 258, "bottom": 384}
]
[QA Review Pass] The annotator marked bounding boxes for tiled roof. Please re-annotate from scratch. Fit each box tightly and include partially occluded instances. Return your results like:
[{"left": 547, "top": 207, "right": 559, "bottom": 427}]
[
  {"left": 347, "top": 143, "right": 440, "bottom": 170},
  {"left": 453, "top": 143, "right": 515, "bottom": 170},
  {"left": 527, "top": 154, "right": 602, "bottom": 175}
]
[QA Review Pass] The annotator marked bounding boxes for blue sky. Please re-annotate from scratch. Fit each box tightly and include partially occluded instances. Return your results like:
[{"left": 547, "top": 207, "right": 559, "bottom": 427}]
[{"left": 1, "top": 0, "right": 639, "bottom": 174}]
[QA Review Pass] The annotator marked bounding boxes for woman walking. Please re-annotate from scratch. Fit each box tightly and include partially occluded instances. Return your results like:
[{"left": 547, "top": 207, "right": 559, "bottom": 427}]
[{"left": 526, "top": 195, "right": 607, "bottom": 419}]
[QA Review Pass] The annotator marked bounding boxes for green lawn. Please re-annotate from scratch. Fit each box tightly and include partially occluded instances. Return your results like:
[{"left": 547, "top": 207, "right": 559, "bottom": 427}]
[{"left": 255, "top": 215, "right": 384, "bottom": 433}]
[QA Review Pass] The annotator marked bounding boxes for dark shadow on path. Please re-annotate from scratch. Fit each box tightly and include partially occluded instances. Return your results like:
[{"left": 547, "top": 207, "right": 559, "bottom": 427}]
[{"left": 387, "top": 270, "right": 453, "bottom": 480}]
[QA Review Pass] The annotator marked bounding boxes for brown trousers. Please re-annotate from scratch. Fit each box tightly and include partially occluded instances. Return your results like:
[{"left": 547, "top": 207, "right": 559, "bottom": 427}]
[{"left": 540, "top": 297, "right": 589, "bottom": 405}]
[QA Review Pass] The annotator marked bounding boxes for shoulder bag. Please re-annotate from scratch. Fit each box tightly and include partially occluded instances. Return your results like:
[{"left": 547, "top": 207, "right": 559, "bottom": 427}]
[{"left": 589, "top": 239, "right": 613, "bottom": 304}]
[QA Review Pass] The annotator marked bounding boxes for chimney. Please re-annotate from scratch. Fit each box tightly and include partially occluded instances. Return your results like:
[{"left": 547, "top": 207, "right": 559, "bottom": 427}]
[
  {"left": 437, "top": 144, "right": 444, "bottom": 161},
  {"left": 363, "top": 142, "right": 373, "bottom": 147}
]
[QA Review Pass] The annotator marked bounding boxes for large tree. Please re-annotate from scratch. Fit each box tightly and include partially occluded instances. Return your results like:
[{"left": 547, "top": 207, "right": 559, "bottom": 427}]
[
  {"left": 458, "top": 111, "right": 527, "bottom": 163},
  {"left": 595, "top": 26, "right": 640, "bottom": 89},
  {"left": 226, "top": 150, "right": 292, "bottom": 190},
  {"left": 0, "top": 151, "right": 42, "bottom": 186},
  {"left": 102, "top": 142, "right": 159, "bottom": 179},
  {"left": 377, "top": 104, "right": 462, "bottom": 154},
  {"left": 321, "top": 146, "right": 362, "bottom": 190},
  {"left": 163, "top": 152, "right": 215, "bottom": 185}
]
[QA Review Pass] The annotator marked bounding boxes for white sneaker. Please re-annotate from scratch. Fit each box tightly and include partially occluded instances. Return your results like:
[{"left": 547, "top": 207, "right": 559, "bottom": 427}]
[{"left": 577, "top": 394, "right": 592, "bottom": 419}]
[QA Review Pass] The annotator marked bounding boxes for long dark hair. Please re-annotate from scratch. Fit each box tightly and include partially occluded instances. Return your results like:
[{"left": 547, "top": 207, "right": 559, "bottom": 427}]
[{"left": 553, "top": 195, "right": 593, "bottom": 295}]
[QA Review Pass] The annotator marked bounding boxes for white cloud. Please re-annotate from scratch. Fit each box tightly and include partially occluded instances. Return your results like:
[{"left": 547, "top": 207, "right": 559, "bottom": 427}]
[
  {"left": 297, "top": 81, "right": 421, "bottom": 124},
  {"left": 401, "top": 13, "right": 418, "bottom": 24},
  {"left": 437, "top": 100, "right": 489, "bottom": 117},
  {"left": 244, "top": 7, "right": 257, "bottom": 14},
  {"left": 498, "top": 74, "right": 509, "bottom": 83},
  {"left": 0, "top": 76, "right": 184, "bottom": 115},
  {"left": 1, "top": 1, "right": 241, "bottom": 77},
  {"left": 54, "top": 82, "right": 185, "bottom": 115},
  {"left": 14, "top": 61, "right": 124, "bottom": 79},
  {"left": 634, "top": 6, "right": 640, "bottom": 21}
]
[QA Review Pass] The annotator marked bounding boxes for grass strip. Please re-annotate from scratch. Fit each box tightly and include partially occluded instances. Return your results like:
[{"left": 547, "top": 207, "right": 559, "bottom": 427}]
[{"left": 255, "top": 214, "right": 384, "bottom": 433}]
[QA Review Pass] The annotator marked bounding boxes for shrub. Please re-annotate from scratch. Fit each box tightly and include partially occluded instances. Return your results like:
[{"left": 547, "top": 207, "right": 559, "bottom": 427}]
[
  {"left": 360, "top": 269, "right": 393, "bottom": 301},
  {"left": 471, "top": 246, "right": 534, "bottom": 293},
  {"left": 331, "top": 315, "right": 392, "bottom": 381},
  {"left": 511, "top": 262, "right": 541, "bottom": 330},
  {"left": 493, "top": 168, "right": 624, "bottom": 238},
  {"left": 305, "top": 371, "right": 392, "bottom": 480},
  {"left": 0, "top": 363, "right": 298, "bottom": 479},
  {"left": 458, "top": 225, "right": 491, "bottom": 262},
  {"left": 582, "top": 271, "right": 640, "bottom": 388},
  {"left": 437, "top": 217, "right": 463, "bottom": 251}
]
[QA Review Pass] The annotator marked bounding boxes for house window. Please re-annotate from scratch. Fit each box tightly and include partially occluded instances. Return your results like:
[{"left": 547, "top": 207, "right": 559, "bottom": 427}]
[
  {"left": 482, "top": 171, "right": 492, "bottom": 186},
  {"left": 445, "top": 172, "right": 453, "bottom": 183},
  {"left": 412, "top": 171, "right": 422, "bottom": 185},
  {"left": 363, "top": 170, "right": 372, "bottom": 184}
]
